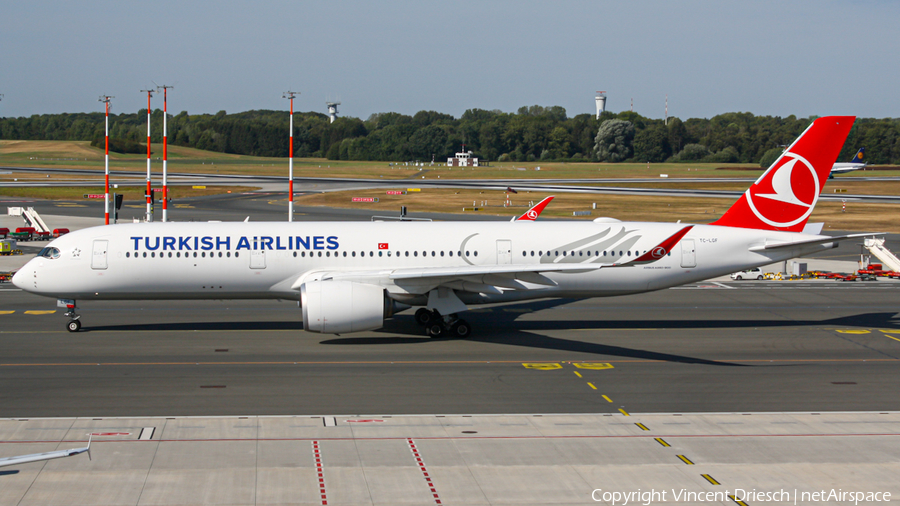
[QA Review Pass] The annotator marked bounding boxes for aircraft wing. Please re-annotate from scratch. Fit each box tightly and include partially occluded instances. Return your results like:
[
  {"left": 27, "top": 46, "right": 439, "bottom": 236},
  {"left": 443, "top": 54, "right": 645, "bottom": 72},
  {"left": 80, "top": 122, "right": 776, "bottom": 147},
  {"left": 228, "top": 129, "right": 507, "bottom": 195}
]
[
  {"left": 748, "top": 233, "right": 882, "bottom": 252},
  {"left": 0, "top": 437, "right": 90, "bottom": 468}
]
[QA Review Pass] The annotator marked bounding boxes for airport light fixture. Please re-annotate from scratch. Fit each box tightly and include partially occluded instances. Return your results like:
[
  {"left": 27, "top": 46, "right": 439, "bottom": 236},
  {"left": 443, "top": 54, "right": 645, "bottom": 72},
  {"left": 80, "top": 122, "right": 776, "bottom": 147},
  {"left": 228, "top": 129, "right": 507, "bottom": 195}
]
[
  {"left": 99, "top": 95, "right": 114, "bottom": 225},
  {"left": 283, "top": 90, "right": 300, "bottom": 222},
  {"left": 140, "top": 89, "right": 155, "bottom": 222},
  {"left": 157, "top": 84, "right": 173, "bottom": 222}
]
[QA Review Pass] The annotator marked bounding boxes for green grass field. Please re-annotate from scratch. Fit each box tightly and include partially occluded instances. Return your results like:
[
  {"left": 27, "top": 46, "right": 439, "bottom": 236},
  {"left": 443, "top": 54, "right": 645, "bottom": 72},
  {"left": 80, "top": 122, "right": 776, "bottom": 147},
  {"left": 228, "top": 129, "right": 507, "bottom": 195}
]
[{"left": 7, "top": 139, "right": 898, "bottom": 181}]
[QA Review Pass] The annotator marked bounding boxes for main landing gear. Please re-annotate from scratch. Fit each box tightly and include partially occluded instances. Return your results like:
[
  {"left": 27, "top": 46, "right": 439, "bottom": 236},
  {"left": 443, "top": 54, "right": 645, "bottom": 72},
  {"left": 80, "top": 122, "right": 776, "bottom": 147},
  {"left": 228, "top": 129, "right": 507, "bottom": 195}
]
[
  {"left": 64, "top": 302, "right": 81, "bottom": 332},
  {"left": 414, "top": 308, "right": 471, "bottom": 338}
]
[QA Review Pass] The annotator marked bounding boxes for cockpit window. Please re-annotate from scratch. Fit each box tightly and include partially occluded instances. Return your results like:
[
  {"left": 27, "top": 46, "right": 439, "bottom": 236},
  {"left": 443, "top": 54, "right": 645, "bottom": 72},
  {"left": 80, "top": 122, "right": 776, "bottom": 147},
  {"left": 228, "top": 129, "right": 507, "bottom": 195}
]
[{"left": 38, "top": 247, "right": 61, "bottom": 259}]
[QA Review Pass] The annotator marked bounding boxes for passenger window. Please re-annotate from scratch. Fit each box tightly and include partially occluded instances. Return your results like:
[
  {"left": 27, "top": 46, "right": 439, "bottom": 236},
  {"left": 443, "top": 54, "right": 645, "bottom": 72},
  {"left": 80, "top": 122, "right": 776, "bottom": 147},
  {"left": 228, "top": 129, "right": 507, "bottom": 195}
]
[
  {"left": 414, "top": 251, "right": 418, "bottom": 257},
  {"left": 318, "top": 252, "right": 322, "bottom": 257},
  {"left": 405, "top": 251, "right": 409, "bottom": 257},
  {"left": 352, "top": 251, "right": 356, "bottom": 257},
  {"left": 143, "top": 252, "right": 147, "bottom": 258},
  {"left": 235, "top": 252, "right": 239, "bottom": 258},
  {"left": 227, "top": 252, "right": 231, "bottom": 257},
  {"left": 431, "top": 251, "right": 435, "bottom": 256},
  {"left": 378, "top": 251, "right": 383, "bottom": 257},
  {"left": 440, "top": 251, "right": 444, "bottom": 257},
  {"left": 126, "top": 252, "right": 130, "bottom": 258},
  {"left": 343, "top": 251, "right": 347, "bottom": 257},
  {"left": 474, "top": 251, "right": 478, "bottom": 257},
  {"left": 151, "top": 252, "right": 156, "bottom": 258},
  {"left": 326, "top": 252, "right": 330, "bottom": 257}
]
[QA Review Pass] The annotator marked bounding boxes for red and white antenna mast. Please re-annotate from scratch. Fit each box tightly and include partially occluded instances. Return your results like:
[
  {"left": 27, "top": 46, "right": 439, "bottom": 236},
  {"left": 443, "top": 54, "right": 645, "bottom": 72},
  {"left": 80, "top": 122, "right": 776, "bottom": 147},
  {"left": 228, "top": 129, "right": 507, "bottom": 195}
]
[
  {"left": 157, "top": 84, "right": 173, "bottom": 222},
  {"left": 99, "top": 95, "right": 114, "bottom": 225},
  {"left": 283, "top": 90, "right": 300, "bottom": 222},
  {"left": 140, "top": 89, "right": 155, "bottom": 222}
]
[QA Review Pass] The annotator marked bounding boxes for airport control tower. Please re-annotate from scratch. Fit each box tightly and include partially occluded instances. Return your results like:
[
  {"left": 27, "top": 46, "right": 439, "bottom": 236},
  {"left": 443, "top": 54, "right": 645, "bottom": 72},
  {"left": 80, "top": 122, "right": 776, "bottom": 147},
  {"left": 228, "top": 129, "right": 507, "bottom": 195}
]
[
  {"left": 595, "top": 91, "right": 607, "bottom": 119},
  {"left": 326, "top": 101, "right": 341, "bottom": 123}
]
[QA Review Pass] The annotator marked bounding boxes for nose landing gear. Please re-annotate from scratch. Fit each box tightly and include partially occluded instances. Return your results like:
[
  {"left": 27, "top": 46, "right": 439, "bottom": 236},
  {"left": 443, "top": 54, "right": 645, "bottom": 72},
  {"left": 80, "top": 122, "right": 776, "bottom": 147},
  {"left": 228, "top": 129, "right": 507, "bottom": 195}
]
[
  {"left": 63, "top": 301, "right": 81, "bottom": 332},
  {"left": 415, "top": 308, "right": 471, "bottom": 338}
]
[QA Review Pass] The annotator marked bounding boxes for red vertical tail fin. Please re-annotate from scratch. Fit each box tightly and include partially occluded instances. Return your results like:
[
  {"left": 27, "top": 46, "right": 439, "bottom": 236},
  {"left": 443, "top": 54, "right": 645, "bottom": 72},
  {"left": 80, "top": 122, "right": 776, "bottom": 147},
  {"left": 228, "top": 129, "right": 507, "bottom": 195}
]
[{"left": 712, "top": 116, "right": 855, "bottom": 232}]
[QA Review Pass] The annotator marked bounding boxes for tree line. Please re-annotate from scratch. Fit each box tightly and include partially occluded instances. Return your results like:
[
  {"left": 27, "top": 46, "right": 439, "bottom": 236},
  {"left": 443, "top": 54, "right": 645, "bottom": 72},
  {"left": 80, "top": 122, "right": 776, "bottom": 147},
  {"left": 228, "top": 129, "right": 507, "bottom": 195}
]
[{"left": 2, "top": 107, "right": 898, "bottom": 165}]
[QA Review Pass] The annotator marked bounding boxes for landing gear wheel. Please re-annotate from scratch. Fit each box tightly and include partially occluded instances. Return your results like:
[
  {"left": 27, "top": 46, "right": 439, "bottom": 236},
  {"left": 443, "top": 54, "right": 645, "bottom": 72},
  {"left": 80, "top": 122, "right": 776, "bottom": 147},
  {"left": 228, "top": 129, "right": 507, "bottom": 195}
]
[
  {"left": 67, "top": 319, "right": 81, "bottom": 333},
  {"left": 415, "top": 308, "right": 433, "bottom": 326},
  {"left": 427, "top": 323, "right": 444, "bottom": 337},
  {"left": 451, "top": 319, "right": 471, "bottom": 338}
]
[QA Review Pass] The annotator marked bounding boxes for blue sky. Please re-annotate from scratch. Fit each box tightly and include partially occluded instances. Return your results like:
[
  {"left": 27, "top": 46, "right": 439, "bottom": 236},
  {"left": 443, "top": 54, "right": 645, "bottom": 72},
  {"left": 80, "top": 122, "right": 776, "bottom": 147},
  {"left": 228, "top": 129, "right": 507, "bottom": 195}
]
[{"left": 2, "top": 0, "right": 897, "bottom": 120}]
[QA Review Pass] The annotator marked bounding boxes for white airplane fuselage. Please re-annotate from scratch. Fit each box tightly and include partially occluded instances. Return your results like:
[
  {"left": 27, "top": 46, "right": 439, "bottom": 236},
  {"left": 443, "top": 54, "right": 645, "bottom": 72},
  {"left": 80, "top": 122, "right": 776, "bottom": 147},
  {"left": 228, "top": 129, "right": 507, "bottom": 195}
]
[{"left": 15, "top": 220, "right": 830, "bottom": 304}]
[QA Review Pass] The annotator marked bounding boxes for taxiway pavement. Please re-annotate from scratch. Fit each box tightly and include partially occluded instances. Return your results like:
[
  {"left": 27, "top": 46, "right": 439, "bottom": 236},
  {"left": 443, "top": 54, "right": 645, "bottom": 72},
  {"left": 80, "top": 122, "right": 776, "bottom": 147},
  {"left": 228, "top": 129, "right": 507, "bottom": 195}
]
[{"left": 1, "top": 282, "right": 898, "bottom": 418}]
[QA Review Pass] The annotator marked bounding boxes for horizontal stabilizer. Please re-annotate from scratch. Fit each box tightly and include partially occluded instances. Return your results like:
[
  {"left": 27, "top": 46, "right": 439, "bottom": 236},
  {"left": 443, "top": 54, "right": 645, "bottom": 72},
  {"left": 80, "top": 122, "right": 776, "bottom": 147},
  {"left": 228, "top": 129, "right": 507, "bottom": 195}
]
[{"left": 748, "top": 232, "right": 882, "bottom": 252}]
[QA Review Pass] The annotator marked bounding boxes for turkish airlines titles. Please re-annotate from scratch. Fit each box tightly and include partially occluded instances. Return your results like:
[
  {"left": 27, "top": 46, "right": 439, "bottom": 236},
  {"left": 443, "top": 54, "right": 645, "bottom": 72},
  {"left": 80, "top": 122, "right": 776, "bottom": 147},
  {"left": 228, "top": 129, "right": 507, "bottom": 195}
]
[{"left": 129, "top": 235, "right": 340, "bottom": 252}]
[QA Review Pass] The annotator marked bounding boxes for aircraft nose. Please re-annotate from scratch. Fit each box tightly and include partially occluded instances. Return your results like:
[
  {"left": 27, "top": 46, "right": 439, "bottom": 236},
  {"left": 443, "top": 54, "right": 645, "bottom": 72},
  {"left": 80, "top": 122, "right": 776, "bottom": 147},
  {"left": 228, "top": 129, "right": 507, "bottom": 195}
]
[{"left": 12, "top": 266, "right": 31, "bottom": 290}]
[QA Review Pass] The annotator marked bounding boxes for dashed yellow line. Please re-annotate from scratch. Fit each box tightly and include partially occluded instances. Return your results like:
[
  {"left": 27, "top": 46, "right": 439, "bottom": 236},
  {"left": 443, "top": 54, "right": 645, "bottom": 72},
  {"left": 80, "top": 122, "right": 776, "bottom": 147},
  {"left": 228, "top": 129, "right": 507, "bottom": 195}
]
[
  {"left": 634, "top": 423, "right": 649, "bottom": 431},
  {"left": 676, "top": 454, "right": 694, "bottom": 465},
  {"left": 0, "top": 310, "right": 15, "bottom": 315},
  {"left": 654, "top": 438, "right": 670, "bottom": 447},
  {"left": 701, "top": 474, "right": 720, "bottom": 485},
  {"left": 729, "top": 495, "right": 749, "bottom": 506},
  {"left": 573, "top": 371, "right": 582, "bottom": 378},
  {"left": 586, "top": 382, "right": 597, "bottom": 390},
  {"left": 602, "top": 395, "right": 613, "bottom": 403},
  {"left": 880, "top": 331, "right": 900, "bottom": 343},
  {"left": 24, "top": 310, "right": 56, "bottom": 315},
  {"left": 618, "top": 408, "right": 630, "bottom": 416}
]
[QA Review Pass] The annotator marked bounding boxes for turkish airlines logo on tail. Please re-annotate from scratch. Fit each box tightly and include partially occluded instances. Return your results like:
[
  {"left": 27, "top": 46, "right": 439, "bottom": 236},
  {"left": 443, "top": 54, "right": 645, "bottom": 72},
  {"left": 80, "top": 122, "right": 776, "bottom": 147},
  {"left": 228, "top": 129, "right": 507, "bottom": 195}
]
[
  {"left": 650, "top": 246, "right": 667, "bottom": 259},
  {"left": 525, "top": 210, "right": 538, "bottom": 220},
  {"left": 746, "top": 152, "right": 819, "bottom": 228}
]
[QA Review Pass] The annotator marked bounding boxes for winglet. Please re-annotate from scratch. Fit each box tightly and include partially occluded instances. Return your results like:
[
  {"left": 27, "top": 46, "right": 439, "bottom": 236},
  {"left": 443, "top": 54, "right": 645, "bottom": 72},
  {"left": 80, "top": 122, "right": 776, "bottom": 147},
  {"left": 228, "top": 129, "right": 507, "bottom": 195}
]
[
  {"left": 86, "top": 434, "right": 92, "bottom": 461},
  {"left": 516, "top": 196, "right": 554, "bottom": 221},
  {"left": 626, "top": 226, "right": 693, "bottom": 265}
]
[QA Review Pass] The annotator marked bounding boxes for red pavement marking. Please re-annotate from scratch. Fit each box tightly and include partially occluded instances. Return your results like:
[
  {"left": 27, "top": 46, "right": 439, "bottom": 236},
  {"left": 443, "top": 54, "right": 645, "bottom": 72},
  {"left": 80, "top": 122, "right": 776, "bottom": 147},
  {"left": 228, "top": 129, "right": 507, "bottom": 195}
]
[
  {"left": 408, "top": 438, "right": 442, "bottom": 505},
  {"left": 313, "top": 440, "right": 327, "bottom": 505}
]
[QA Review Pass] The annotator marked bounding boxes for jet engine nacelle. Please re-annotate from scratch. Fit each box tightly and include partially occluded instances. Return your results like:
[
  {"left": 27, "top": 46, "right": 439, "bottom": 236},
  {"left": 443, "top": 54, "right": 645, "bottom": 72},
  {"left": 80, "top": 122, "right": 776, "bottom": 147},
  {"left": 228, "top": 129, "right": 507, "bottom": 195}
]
[{"left": 301, "top": 280, "right": 393, "bottom": 334}]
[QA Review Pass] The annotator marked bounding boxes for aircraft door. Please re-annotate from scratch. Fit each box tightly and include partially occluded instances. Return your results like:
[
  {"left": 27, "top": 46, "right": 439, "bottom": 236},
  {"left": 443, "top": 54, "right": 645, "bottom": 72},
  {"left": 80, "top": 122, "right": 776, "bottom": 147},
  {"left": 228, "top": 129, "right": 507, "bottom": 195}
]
[
  {"left": 250, "top": 250, "right": 266, "bottom": 269},
  {"left": 496, "top": 240, "right": 512, "bottom": 264},
  {"left": 91, "top": 240, "right": 109, "bottom": 270},
  {"left": 680, "top": 239, "right": 696, "bottom": 268}
]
